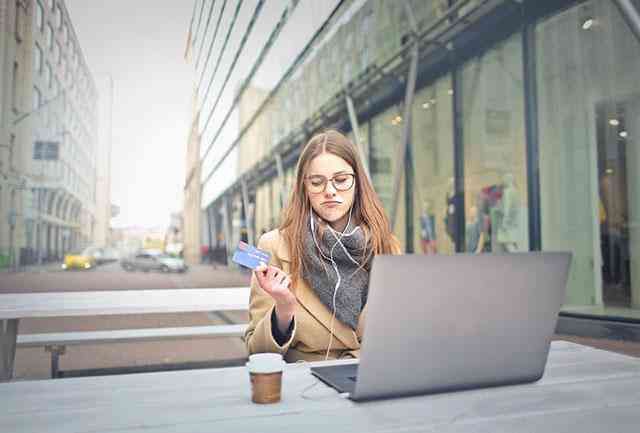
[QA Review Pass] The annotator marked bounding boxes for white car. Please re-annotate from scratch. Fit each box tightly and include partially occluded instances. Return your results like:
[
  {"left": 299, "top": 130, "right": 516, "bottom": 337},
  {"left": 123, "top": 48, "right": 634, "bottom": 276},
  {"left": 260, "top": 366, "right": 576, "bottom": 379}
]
[{"left": 121, "top": 251, "right": 188, "bottom": 273}]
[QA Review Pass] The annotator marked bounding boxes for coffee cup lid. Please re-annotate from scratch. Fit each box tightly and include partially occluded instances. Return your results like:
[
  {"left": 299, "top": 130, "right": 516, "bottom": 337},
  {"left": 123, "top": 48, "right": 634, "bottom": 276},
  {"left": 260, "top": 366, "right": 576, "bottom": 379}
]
[
  {"left": 249, "top": 353, "right": 283, "bottom": 363},
  {"left": 246, "top": 360, "right": 285, "bottom": 374}
]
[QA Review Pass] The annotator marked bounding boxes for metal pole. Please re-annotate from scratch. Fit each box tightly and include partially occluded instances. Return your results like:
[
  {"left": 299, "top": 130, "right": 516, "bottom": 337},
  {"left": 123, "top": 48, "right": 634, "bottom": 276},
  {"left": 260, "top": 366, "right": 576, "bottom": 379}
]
[
  {"left": 37, "top": 188, "right": 43, "bottom": 265},
  {"left": 222, "top": 195, "right": 233, "bottom": 267},
  {"left": 9, "top": 224, "right": 15, "bottom": 271},
  {"left": 0, "top": 319, "right": 19, "bottom": 381},
  {"left": 275, "top": 152, "right": 287, "bottom": 209},
  {"left": 612, "top": 0, "right": 640, "bottom": 43},
  {"left": 240, "top": 178, "right": 255, "bottom": 246},
  {"left": 345, "top": 93, "right": 371, "bottom": 181},
  {"left": 523, "top": 24, "right": 542, "bottom": 251},
  {"left": 390, "top": 1, "right": 419, "bottom": 230}
]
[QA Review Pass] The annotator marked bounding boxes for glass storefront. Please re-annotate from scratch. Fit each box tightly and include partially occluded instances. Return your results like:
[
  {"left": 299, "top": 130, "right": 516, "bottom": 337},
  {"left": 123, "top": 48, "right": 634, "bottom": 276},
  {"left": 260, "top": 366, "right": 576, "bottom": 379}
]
[
  {"left": 411, "top": 76, "right": 455, "bottom": 255},
  {"left": 537, "top": 0, "right": 640, "bottom": 313},
  {"left": 461, "top": 32, "right": 529, "bottom": 254},
  {"left": 366, "top": 0, "right": 639, "bottom": 318},
  {"left": 370, "top": 106, "right": 407, "bottom": 248},
  {"left": 207, "top": 0, "right": 640, "bottom": 321}
]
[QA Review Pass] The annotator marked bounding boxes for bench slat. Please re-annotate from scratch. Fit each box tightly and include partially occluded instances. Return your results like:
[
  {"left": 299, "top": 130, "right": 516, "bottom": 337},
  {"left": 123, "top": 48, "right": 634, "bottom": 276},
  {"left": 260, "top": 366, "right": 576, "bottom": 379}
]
[{"left": 17, "top": 324, "right": 248, "bottom": 347}]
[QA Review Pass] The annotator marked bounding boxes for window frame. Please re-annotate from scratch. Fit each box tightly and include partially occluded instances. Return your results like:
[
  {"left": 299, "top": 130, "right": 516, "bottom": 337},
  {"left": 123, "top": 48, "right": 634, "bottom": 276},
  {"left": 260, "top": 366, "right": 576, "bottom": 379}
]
[
  {"left": 32, "top": 86, "right": 42, "bottom": 111},
  {"left": 46, "top": 23, "right": 54, "bottom": 49},
  {"left": 12, "top": 62, "right": 20, "bottom": 113},
  {"left": 34, "top": 43, "right": 43, "bottom": 74},
  {"left": 35, "top": 0, "right": 44, "bottom": 32}
]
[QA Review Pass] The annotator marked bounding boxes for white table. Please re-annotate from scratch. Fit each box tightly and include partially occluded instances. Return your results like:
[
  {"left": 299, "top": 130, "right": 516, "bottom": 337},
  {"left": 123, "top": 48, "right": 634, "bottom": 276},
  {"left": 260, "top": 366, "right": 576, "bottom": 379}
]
[
  {"left": 1, "top": 341, "right": 639, "bottom": 433},
  {"left": 0, "top": 287, "right": 250, "bottom": 380}
]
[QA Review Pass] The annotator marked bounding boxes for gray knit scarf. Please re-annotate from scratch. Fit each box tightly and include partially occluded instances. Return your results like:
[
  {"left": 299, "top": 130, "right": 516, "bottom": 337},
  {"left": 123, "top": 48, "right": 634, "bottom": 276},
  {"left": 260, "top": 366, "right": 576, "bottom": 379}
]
[{"left": 302, "top": 213, "right": 371, "bottom": 330}]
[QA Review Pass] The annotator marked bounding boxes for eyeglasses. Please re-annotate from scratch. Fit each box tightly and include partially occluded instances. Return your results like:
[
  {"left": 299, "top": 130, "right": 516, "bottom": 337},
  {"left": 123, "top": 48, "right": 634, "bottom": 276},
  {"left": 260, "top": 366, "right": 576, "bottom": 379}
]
[{"left": 305, "top": 173, "right": 355, "bottom": 194}]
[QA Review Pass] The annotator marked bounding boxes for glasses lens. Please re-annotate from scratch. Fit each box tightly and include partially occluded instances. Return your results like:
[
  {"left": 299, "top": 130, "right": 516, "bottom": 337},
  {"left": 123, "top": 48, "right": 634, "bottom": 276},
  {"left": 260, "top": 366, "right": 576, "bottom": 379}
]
[
  {"left": 333, "top": 174, "right": 354, "bottom": 191},
  {"left": 306, "top": 176, "right": 326, "bottom": 193}
]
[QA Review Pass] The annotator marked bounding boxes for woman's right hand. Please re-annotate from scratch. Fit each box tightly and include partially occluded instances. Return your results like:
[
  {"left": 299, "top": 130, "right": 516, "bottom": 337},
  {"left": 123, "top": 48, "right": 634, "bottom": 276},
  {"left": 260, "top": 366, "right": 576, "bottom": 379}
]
[{"left": 254, "top": 264, "right": 297, "bottom": 332}]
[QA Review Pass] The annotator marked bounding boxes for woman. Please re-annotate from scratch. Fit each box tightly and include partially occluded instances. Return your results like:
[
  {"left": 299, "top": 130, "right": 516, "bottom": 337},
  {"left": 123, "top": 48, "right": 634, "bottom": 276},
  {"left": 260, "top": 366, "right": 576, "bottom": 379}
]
[{"left": 244, "top": 129, "right": 400, "bottom": 362}]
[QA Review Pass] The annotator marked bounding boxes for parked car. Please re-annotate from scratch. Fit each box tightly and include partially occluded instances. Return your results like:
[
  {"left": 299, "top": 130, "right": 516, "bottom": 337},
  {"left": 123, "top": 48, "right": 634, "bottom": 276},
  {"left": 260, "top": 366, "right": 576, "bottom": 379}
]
[
  {"left": 62, "top": 248, "right": 97, "bottom": 270},
  {"left": 82, "top": 247, "right": 106, "bottom": 265},
  {"left": 100, "top": 247, "right": 121, "bottom": 264},
  {"left": 120, "top": 250, "right": 188, "bottom": 273}
]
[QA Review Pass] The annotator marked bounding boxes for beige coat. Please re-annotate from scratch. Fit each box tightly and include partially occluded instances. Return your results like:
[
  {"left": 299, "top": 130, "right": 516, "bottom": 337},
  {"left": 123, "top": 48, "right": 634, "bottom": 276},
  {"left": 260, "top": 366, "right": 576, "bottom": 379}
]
[{"left": 243, "top": 228, "right": 397, "bottom": 362}]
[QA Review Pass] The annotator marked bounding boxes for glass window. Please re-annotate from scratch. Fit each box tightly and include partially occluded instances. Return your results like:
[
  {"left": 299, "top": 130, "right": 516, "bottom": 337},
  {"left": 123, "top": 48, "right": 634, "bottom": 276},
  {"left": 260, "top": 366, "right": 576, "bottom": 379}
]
[
  {"left": 461, "top": 32, "right": 529, "bottom": 254},
  {"left": 15, "top": 0, "right": 25, "bottom": 41},
  {"left": 56, "top": 4, "right": 63, "bottom": 28},
  {"left": 45, "top": 63, "right": 52, "bottom": 88},
  {"left": 371, "top": 106, "right": 406, "bottom": 249},
  {"left": 33, "top": 142, "right": 44, "bottom": 160},
  {"left": 47, "top": 24, "right": 54, "bottom": 48},
  {"left": 411, "top": 75, "right": 455, "bottom": 255},
  {"left": 537, "top": 0, "right": 640, "bottom": 314},
  {"left": 35, "top": 1, "right": 44, "bottom": 31},
  {"left": 33, "top": 86, "right": 41, "bottom": 110},
  {"left": 34, "top": 43, "right": 43, "bottom": 73},
  {"left": 52, "top": 40, "right": 58, "bottom": 63}
]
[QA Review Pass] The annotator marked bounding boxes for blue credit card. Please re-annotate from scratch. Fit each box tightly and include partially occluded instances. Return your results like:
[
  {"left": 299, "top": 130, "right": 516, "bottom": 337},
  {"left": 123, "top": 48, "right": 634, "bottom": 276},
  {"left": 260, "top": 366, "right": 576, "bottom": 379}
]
[{"left": 232, "top": 241, "right": 271, "bottom": 270}]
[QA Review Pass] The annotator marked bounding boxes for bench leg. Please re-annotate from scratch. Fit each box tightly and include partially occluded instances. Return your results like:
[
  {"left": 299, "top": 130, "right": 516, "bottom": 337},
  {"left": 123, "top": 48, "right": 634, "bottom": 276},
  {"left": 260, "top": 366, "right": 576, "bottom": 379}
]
[
  {"left": 45, "top": 345, "right": 66, "bottom": 379},
  {"left": 0, "top": 319, "right": 19, "bottom": 381}
]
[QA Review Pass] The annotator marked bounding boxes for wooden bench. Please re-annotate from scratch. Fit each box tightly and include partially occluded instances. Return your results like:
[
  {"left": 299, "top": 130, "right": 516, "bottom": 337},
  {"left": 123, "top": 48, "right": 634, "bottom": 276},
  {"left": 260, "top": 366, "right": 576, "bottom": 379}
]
[
  {"left": 0, "top": 287, "right": 250, "bottom": 381},
  {"left": 16, "top": 324, "right": 248, "bottom": 378}
]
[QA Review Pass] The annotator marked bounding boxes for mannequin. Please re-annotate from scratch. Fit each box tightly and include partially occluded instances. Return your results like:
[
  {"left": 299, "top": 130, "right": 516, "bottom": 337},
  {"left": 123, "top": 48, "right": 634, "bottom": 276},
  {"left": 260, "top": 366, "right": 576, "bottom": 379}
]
[
  {"left": 419, "top": 199, "right": 437, "bottom": 254},
  {"left": 465, "top": 206, "right": 482, "bottom": 254},
  {"left": 444, "top": 177, "right": 459, "bottom": 244},
  {"left": 469, "top": 185, "right": 502, "bottom": 254},
  {"left": 496, "top": 173, "right": 520, "bottom": 252}
]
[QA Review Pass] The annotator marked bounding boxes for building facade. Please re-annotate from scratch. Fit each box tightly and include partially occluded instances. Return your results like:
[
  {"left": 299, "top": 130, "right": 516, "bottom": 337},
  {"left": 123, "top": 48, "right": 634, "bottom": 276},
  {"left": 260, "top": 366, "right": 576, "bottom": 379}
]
[
  {"left": 0, "top": 0, "right": 103, "bottom": 268},
  {"left": 93, "top": 75, "right": 113, "bottom": 249},
  {"left": 182, "top": 94, "right": 202, "bottom": 265},
  {"left": 188, "top": 0, "right": 640, "bottom": 320}
]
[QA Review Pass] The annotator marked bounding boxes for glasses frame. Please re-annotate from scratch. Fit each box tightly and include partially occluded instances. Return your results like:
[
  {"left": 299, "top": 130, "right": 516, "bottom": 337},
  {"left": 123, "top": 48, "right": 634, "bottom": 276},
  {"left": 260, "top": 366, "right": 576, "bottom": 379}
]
[{"left": 304, "top": 173, "right": 356, "bottom": 194}]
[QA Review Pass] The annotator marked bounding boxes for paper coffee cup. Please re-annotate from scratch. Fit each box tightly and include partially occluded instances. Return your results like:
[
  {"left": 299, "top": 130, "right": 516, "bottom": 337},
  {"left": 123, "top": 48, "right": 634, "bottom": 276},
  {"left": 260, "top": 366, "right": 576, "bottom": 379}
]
[{"left": 247, "top": 353, "right": 285, "bottom": 404}]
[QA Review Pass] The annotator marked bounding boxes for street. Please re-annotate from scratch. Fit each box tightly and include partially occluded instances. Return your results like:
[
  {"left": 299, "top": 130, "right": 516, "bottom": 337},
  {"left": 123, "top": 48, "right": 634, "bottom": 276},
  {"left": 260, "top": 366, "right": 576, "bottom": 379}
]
[{"left": 0, "top": 261, "right": 251, "bottom": 293}]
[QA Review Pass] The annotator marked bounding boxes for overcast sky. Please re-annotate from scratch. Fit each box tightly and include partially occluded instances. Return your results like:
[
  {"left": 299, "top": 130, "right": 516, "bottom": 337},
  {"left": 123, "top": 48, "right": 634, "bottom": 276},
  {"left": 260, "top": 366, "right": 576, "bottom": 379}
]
[
  {"left": 64, "top": 0, "right": 342, "bottom": 230},
  {"left": 66, "top": 0, "right": 194, "bottom": 229}
]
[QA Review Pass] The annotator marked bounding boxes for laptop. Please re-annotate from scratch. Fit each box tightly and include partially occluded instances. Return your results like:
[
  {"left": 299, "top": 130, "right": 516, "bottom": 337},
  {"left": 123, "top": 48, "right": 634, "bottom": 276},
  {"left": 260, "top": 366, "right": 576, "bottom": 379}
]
[{"left": 311, "top": 252, "right": 572, "bottom": 401}]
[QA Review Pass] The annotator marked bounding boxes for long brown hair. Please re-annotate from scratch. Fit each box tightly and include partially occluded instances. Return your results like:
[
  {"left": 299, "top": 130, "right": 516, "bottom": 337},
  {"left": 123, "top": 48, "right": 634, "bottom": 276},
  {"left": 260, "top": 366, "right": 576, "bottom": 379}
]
[{"left": 280, "top": 129, "right": 399, "bottom": 284}]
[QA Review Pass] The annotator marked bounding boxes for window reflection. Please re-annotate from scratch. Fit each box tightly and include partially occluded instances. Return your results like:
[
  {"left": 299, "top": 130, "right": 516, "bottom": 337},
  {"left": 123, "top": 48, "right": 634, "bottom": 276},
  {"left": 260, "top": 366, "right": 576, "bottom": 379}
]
[{"left": 462, "top": 33, "right": 529, "bottom": 254}]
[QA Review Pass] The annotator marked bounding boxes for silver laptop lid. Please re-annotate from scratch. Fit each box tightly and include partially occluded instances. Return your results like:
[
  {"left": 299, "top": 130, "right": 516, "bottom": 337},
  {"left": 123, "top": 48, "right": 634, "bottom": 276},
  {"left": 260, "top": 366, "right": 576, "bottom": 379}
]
[{"left": 352, "top": 252, "right": 572, "bottom": 401}]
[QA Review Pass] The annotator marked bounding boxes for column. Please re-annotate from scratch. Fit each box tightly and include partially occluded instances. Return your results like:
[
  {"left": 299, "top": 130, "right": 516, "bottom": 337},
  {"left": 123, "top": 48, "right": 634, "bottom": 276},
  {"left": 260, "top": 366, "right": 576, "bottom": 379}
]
[{"left": 627, "top": 99, "right": 640, "bottom": 308}]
